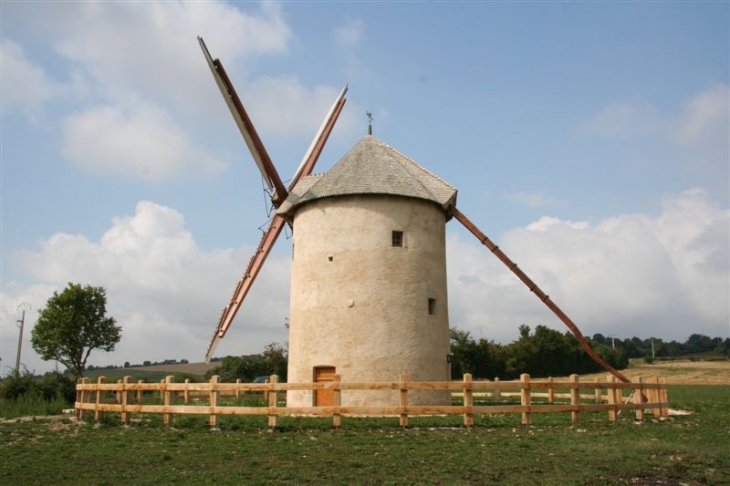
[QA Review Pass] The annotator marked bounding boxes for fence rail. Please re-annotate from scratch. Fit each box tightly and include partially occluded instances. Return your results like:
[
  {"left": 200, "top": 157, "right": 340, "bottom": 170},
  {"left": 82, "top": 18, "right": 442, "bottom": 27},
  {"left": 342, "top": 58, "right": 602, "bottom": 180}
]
[{"left": 75, "top": 373, "right": 669, "bottom": 429}]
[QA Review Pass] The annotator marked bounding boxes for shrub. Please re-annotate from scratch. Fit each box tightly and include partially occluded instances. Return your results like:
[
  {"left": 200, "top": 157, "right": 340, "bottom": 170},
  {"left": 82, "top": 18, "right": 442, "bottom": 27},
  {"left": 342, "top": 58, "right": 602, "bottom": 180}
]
[
  {"left": 38, "top": 372, "right": 76, "bottom": 403},
  {"left": 0, "top": 369, "right": 39, "bottom": 401}
]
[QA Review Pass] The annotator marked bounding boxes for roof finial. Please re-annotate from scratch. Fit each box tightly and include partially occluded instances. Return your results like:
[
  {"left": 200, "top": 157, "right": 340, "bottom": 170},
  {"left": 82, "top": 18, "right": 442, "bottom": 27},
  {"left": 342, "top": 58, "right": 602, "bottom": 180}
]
[{"left": 366, "top": 111, "right": 373, "bottom": 135}]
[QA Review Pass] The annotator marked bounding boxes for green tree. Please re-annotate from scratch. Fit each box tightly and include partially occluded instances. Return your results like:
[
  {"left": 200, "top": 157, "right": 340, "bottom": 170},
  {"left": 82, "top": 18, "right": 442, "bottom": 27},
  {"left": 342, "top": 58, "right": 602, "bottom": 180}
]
[{"left": 31, "top": 283, "right": 121, "bottom": 379}]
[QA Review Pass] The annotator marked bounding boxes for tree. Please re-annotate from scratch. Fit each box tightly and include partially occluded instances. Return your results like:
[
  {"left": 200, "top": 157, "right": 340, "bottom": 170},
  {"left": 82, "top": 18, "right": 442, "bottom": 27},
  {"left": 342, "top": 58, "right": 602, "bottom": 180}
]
[{"left": 31, "top": 283, "right": 121, "bottom": 378}]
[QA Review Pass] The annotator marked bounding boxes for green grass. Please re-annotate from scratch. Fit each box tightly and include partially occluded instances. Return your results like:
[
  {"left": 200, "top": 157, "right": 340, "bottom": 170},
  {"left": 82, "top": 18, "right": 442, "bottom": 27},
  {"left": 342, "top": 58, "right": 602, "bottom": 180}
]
[
  {"left": 0, "top": 394, "right": 70, "bottom": 419},
  {"left": 1, "top": 385, "right": 728, "bottom": 485}
]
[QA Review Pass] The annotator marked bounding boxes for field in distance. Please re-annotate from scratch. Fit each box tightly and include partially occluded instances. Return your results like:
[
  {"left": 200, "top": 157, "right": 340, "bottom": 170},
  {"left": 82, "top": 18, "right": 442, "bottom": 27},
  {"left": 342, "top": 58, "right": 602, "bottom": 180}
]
[
  {"left": 554, "top": 357, "right": 730, "bottom": 385},
  {"left": 92, "top": 357, "right": 730, "bottom": 384}
]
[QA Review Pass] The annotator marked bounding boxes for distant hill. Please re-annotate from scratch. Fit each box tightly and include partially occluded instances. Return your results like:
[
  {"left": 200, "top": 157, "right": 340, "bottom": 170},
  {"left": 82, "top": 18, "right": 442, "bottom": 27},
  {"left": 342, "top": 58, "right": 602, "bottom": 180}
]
[{"left": 83, "top": 362, "right": 217, "bottom": 381}]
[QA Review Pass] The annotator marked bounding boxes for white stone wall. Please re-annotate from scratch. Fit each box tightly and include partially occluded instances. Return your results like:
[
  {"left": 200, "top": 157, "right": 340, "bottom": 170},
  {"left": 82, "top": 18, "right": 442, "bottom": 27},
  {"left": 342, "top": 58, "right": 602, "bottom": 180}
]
[{"left": 287, "top": 195, "right": 451, "bottom": 407}]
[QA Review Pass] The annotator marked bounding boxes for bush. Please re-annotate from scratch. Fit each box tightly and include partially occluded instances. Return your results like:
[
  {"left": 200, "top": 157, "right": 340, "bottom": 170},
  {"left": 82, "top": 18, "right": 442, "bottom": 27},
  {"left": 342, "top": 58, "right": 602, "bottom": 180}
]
[
  {"left": 0, "top": 369, "right": 39, "bottom": 400},
  {"left": 38, "top": 372, "right": 76, "bottom": 403},
  {"left": 0, "top": 369, "right": 75, "bottom": 411},
  {"left": 644, "top": 355, "right": 655, "bottom": 364}
]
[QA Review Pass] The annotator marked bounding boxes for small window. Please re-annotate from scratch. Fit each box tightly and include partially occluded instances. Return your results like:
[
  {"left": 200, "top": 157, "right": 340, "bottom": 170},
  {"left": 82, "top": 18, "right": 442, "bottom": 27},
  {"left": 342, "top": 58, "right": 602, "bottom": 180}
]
[
  {"left": 392, "top": 231, "right": 403, "bottom": 247},
  {"left": 428, "top": 298, "right": 437, "bottom": 315}
]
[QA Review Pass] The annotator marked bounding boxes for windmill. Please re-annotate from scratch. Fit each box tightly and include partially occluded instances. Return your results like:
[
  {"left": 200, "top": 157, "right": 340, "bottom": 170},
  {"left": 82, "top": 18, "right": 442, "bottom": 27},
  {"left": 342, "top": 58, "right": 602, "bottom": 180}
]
[{"left": 198, "top": 37, "right": 630, "bottom": 407}]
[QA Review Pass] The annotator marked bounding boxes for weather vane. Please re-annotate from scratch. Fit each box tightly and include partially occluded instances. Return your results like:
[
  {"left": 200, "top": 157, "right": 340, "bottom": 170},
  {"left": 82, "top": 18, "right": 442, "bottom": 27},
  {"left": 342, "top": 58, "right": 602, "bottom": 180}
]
[{"left": 366, "top": 111, "right": 373, "bottom": 135}]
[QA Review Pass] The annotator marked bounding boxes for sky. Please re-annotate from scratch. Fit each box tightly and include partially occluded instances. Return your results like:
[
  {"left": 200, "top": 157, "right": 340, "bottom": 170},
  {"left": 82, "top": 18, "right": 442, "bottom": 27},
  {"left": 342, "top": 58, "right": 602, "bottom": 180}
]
[{"left": 1, "top": 1, "right": 728, "bottom": 377}]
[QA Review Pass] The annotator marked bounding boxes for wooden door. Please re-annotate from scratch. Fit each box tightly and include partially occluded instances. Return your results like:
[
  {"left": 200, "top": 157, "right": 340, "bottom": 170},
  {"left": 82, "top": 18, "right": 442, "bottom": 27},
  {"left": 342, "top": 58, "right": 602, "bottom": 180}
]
[{"left": 314, "top": 366, "right": 336, "bottom": 406}]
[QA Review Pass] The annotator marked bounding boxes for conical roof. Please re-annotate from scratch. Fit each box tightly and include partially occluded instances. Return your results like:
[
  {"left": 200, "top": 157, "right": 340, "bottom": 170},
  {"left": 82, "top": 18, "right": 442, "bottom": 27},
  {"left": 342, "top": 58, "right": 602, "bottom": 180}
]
[{"left": 277, "top": 136, "right": 457, "bottom": 217}]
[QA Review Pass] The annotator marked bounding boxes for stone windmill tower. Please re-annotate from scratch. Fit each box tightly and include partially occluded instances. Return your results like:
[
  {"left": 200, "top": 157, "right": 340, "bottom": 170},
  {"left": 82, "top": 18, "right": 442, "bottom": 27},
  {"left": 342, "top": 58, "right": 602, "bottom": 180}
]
[
  {"left": 277, "top": 136, "right": 457, "bottom": 406},
  {"left": 198, "top": 37, "right": 633, "bottom": 407}
]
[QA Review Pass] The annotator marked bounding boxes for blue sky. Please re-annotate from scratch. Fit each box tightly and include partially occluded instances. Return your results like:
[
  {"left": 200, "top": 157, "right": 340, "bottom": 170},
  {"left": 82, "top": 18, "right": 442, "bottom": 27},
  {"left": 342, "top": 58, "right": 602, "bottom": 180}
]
[{"left": 1, "top": 1, "right": 728, "bottom": 376}]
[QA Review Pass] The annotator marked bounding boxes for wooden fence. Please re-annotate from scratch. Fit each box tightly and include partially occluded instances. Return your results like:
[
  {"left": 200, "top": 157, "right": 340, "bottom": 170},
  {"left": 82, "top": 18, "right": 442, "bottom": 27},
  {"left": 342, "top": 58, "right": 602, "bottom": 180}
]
[{"left": 75, "top": 373, "right": 669, "bottom": 429}]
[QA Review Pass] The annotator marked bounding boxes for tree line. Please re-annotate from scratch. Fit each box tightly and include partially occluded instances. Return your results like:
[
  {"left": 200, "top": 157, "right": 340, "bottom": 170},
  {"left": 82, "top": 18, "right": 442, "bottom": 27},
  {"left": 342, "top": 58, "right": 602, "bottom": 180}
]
[{"left": 449, "top": 325, "right": 729, "bottom": 380}]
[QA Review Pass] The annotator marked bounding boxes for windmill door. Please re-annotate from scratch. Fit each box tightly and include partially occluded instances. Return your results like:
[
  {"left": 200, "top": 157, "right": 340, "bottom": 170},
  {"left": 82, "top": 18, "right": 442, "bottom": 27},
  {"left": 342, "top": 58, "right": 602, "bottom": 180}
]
[{"left": 314, "top": 366, "right": 336, "bottom": 406}]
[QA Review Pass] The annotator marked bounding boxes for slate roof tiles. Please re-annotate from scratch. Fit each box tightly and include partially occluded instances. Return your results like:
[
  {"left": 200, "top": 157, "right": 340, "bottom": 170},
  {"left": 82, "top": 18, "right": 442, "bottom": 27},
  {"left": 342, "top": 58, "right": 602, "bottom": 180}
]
[{"left": 277, "top": 136, "right": 457, "bottom": 217}]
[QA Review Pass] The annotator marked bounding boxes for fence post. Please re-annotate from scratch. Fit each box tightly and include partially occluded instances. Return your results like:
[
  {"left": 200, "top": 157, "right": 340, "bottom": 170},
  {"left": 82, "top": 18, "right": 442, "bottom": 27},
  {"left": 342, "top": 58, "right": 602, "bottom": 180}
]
[
  {"left": 646, "top": 377, "right": 657, "bottom": 418},
  {"left": 399, "top": 372, "right": 409, "bottom": 428},
  {"left": 116, "top": 379, "right": 122, "bottom": 404},
  {"left": 76, "top": 377, "right": 89, "bottom": 420},
  {"left": 659, "top": 378, "right": 669, "bottom": 417},
  {"left": 594, "top": 378, "right": 602, "bottom": 404},
  {"left": 163, "top": 375, "right": 174, "bottom": 426},
  {"left": 606, "top": 375, "right": 617, "bottom": 422},
  {"left": 184, "top": 379, "right": 190, "bottom": 404},
  {"left": 94, "top": 376, "right": 105, "bottom": 421},
  {"left": 570, "top": 374, "right": 580, "bottom": 424},
  {"left": 268, "top": 374, "right": 278, "bottom": 430},
  {"left": 236, "top": 378, "right": 241, "bottom": 399},
  {"left": 136, "top": 380, "right": 144, "bottom": 404},
  {"left": 633, "top": 377, "right": 644, "bottom": 421},
  {"left": 520, "top": 373, "right": 531, "bottom": 425},
  {"left": 159, "top": 378, "right": 165, "bottom": 401},
  {"left": 547, "top": 377, "right": 554, "bottom": 404},
  {"left": 463, "top": 373, "right": 473, "bottom": 427},
  {"left": 121, "top": 376, "right": 131, "bottom": 425},
  {"left": 209, "top": 375, "right": 219, "bottom": 429},
  {"left": 333, "top": 374, "right": 342, "bottom": 429},
  {"left": 494, "top": 377, "right": 501, "bottom": 399}
]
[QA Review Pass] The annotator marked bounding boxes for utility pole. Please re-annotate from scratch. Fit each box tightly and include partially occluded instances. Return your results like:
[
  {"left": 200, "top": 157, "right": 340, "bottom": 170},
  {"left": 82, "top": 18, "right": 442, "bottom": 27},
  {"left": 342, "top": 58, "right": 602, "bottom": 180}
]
[{"left": 15, "top": 303, "right": 31, "bottom": 375}]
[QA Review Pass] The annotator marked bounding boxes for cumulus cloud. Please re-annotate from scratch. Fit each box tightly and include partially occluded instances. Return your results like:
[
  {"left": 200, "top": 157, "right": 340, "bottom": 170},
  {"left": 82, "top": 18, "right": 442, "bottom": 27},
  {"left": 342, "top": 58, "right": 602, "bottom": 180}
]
[
  {"left": 448, "top": 188, "right": 729, "bottom": 344},
  {"left": 61, "top": 102, "right": 227, "bottom": 182},
  {"left": 1, "top": 201, "right": 290, "bottom": 375},
  {"left": 49, "top": 1, "right": 292, "bottom": 115},
  {"left": 3, "top": 189, "right": 726, "bottom": 377},
  {"left": 3, "top": 1, "right": 360, "bottom": 183}
]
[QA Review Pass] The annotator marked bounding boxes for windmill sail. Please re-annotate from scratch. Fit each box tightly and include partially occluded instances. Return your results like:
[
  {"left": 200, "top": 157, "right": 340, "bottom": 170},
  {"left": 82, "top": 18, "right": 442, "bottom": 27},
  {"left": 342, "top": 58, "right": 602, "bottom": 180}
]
[
  {"left": 198, "top": 36, "right": 288, "bottom": 205},
  {"left": 290, "top": 84, "right": 348, "bottom": 187},
  {"left": 206, "top": 215, "right": 286, "bottom": 362},
  {"left": 449, "top": 206, "right": 631, "bottom": 384},
  {"left": 199, "top": 38, "right": 349, "bottom": 360}
]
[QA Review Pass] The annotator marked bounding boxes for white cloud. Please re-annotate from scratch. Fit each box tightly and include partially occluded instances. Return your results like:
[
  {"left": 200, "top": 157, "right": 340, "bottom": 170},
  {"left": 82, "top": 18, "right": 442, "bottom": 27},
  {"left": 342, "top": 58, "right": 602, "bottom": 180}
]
[
  {"left": 0, "top": 39, "right": 62, "bottom": 118},
  {"left": 448, "top": 188, "right": 729, "bottom": 343},
  {"left": 244, "top": 76, "right": 359, "bottom": 143},
  {"left": 49, "top": 1, "right": 292, "bottom": 115},
  {"left": 3, "top": 1, "right": 361, "bottom": 185},
  {"left": 581, "top": 84, "right": 729, "bottom": 173},
  {"left": 61, "top": 102, "right": 227, "bottom": 182},
  {"left": 672, "top": 83, "right": 729, "bottom": 171},
  {"left": 3, "top": 188, "right": 726, "bottom": 377},
  {"left": 1, "top": 201, "right": 290, "bottom": 375},
  {"left": 334, "top": 18, "right": 366, "bottom": 47},
  {"left": 674, "top": 84, "right": 729, "bottom": 145}
]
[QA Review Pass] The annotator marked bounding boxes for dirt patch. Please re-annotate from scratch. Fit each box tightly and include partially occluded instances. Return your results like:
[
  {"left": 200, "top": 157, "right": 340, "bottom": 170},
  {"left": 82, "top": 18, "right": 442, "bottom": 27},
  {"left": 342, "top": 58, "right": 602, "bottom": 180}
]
[{"left": 0, "top": 413, "right": 84, "bottom": 431}]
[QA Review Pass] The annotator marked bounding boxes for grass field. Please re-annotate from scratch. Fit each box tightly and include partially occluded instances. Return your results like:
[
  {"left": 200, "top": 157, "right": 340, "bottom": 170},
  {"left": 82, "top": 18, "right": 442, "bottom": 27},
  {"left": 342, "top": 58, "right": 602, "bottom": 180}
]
[
  {"left": 1, "top": 359, "right": 728, "bottom": 484},
  {"left": 1, "top": 384, "right": 728, "bottom": 485}
]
